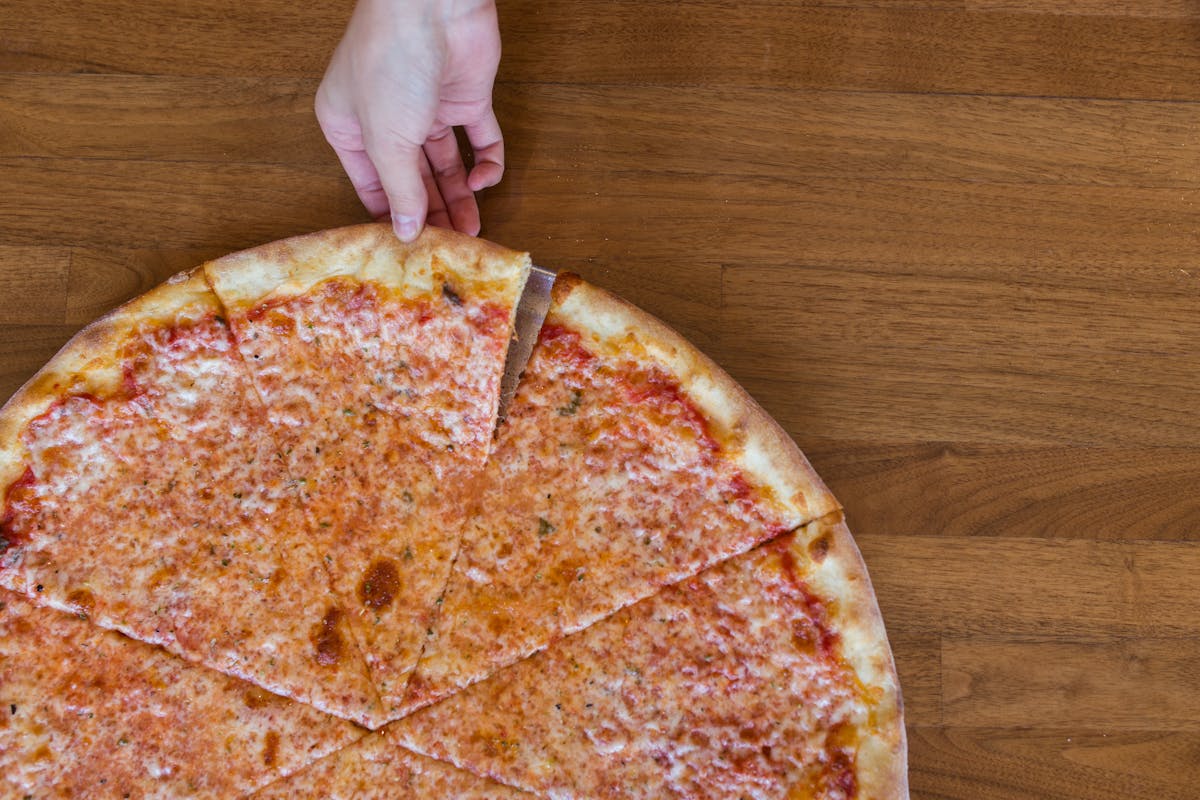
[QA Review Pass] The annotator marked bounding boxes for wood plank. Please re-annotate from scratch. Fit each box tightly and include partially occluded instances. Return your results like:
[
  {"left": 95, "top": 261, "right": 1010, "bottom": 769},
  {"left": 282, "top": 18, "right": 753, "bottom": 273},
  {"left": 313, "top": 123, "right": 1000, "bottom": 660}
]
[
  {"left": 495, "top": 85, "right": 1200, "bottom": 188},
  {"left": 0, "top": 0, "right": 350, "bottom": 75},
  {"left": 6, "top": 3, "right": 1200, "bottom": 101},
  {"left": 805, "top": 443, "right": 1200, "bottom": 541},
  {"left": 0, "top": 75, "right": 324, "bottom": 163},
  {"left": 477, "top": 174, "right": 1200, "bottom": 273},
  {"left": 0, "top": 247, "right": 69, "bottom": 324},
  {"left": 0, "top": 158, "right": 364, "bottom": 250},
  {"left": 968, "top": 0, "right": 1197, "bottom": 15},
  {"left": 909, "top": 727, "right": 1199, "bottom": 800},
  {"left": 497, "top": 4, "right": 1200, "bottom": 100},
  {"left": 718, "top": 259, "right": 1200, "bottom": 447},
  {"left": 943, "top": 637, "right": 1200, "bottom": 731},
  {"left": 6, "top": 78, "right": 1198, "bottom": 188},
  {"left": 860, "top": 536, "right": 1200, "bottom": 638}
]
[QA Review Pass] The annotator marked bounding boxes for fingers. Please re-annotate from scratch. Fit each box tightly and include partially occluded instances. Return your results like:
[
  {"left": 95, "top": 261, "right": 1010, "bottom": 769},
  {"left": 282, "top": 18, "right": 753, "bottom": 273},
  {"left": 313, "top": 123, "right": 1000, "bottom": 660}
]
[
  {"left": 464, "top": 108, "right": 505, "bottom": 192},
  {"left": 423, "top": 127, "right": 481, "bottom": 236},
  {"left": 317, "top": 79, "right": 502, "bottom": 241},
  {"left": 366, "top": 137, "right": 429, "bottom": 242},
  {"left": 315, "top": 92, "right": 391, "bottom": 219},
  {"left": 418, "top": 147, "right": 452, "bottom": 231}
]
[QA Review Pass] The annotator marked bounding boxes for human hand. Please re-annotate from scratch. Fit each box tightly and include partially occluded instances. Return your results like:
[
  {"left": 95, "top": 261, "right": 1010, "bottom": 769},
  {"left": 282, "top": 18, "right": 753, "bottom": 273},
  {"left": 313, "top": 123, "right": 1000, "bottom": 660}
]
[{"left": 316, "top": 0, "right": 504, "bottom": 242}]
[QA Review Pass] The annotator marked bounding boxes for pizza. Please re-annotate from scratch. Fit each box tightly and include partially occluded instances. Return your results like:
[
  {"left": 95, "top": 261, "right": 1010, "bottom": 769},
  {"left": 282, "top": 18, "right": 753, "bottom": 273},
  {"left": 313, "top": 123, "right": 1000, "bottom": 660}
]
[
  {"left": 0, "top": 223, "right": 907, "bottom": 798},
  {"left": 404, "top": 274, "right": 840, "bottom": 712},
  {"left": 0, "top": 589, "right": 361, "bottom": 797},
  {"left": 248, "top": 730, "right": 530, "bottom": 799}
]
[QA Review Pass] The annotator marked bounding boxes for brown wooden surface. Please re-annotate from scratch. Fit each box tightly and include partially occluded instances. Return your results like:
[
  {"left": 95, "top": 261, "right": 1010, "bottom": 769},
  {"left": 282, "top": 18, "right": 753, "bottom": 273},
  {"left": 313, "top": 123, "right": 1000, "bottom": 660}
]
[{"left": 2, "top": 1, "right": 1198, "bottom": 797}]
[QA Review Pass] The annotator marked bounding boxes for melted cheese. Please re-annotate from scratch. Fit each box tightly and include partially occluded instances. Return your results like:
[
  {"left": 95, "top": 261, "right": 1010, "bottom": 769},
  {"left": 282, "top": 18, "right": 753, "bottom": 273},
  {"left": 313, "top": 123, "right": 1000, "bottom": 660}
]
[
  {"left": 0, "top": 316, "right": 378, "bottom": 723},
  {"left": 225, "top": 279, "right": 511, "bottom": 722},
  {"left": 0, "top": 591, "right": 359, "bottom": 798},
  {"left": 408, "top": 323, "right": 795, "bottom": 710},
  {"left": 393, "top": 535, "right": 867, "bottom": 799},
  {"left": 247, "top": 733, "right": 529, "bottom": 799}
]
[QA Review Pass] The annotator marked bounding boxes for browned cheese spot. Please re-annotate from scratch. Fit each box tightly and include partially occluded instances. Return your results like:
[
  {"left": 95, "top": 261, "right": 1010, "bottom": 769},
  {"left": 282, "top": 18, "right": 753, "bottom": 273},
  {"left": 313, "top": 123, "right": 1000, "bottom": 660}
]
[
  {"left": 808, "top": 533, "right": 831, "bottom": 563},
  {"left": 242, "top": 686, "right": 275, "bottom": 709},
  {"left": 67, "top": 588, "right": 95, "bottom": 619},
  {"left": 793, "top": 617, "right": 821, "bottom": 656},
  {"left": 313, "top": 607, "right": 344, "bottom": 666},
  {"left": 262, "top": 730, "right": 280, "bottom": 767},
  {"left": 359, "top": 558, "right": 400, "bottom": 611}
]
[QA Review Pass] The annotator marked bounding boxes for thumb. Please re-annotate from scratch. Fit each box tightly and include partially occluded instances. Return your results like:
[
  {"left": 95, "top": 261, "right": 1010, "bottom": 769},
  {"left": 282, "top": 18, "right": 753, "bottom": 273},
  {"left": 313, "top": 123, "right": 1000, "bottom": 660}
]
[{"left": 370, "top": 138, "right": 429, "bottom": 242}]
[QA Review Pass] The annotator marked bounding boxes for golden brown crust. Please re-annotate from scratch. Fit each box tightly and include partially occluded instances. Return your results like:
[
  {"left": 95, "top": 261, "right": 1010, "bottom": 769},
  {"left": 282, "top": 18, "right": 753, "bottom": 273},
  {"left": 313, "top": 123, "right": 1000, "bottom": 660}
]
[
  {"left": 548, "top": 273, "right": 840, "bottom": 526},
  {"left": 787, "top": 512, "right": 908, "bottom": 799},
  {"left": 203, "top": 222, "right": 530, "bottom": 312},
  {"left": 0, "top": 269, "right": 217, "bottom": 498}
]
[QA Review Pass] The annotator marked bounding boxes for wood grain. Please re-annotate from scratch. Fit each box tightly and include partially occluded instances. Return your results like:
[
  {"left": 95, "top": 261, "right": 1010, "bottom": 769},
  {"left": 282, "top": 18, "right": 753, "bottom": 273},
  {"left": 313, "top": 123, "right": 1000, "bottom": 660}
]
[
  {"left": 497, "top": 4, "right": 1200, "bottom": 99},
  {"left": 0, "top": 75, "right": 324, "bottom": 162},
  {"left": 943, "top": 637, "right": 1200, "bottom": 730},
  {"left": 720, "top": 260, "right": 1200, "bottom": 447},
  {"left": 861, "top": 535, "right": 1200, "bottom": 638},
  {"left": 808, "top": 443, "right": 1200, "bottom": 541},
  {"left": 494, "top": 85, "right": 1200, "bottom": 188},
  {"left": 909, "top": 728, "right": 1200, "bottom": 800},
  {"left": 3, "top": 1, "right": 1200, "bottom": 796},
  {"left": 0, "top": 247, "right": 69, "bottom": 324}
]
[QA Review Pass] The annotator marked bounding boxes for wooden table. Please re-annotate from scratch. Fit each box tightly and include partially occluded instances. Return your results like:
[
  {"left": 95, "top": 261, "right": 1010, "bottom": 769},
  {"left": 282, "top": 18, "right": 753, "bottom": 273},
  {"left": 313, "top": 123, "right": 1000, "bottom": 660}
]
[{"left": 3, "top": 2, "right": 1199, "bottom": 797}]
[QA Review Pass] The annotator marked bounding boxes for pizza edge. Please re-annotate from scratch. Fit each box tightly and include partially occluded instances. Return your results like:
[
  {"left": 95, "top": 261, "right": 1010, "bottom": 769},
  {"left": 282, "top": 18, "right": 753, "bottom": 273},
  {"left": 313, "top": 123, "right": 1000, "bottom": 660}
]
[
  {"left": 548, "top": 272, "right": 841, "bottom": 527},
  {"left": 0, "top": 269, "right": 217, "bottom": 514},
  {"left": 795, "top": 514, "right": 909, "bottom": 798},
  {"left": 202, "top": 222, "right": 531, "bottom": 312}
]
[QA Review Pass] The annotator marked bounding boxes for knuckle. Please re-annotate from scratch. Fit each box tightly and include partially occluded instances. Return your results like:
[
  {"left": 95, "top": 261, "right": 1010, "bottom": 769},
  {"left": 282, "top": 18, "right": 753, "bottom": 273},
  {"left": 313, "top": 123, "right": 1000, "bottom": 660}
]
[{"left": 319, "top": 119, "right": 365, "bottom": 150}]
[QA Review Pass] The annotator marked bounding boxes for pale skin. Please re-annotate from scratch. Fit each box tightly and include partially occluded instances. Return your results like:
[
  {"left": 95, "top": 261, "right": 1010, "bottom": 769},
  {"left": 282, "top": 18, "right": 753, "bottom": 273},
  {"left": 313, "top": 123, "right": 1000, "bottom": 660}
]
[{"left": 316, "top": 0, "right": 504, "bottom": 242}]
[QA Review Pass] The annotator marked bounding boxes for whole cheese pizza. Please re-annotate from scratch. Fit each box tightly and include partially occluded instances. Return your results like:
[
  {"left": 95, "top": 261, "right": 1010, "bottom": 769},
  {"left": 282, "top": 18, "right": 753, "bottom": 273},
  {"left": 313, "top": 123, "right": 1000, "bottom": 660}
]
[{"left": 0, "top": 224, "right": 907, "bottom": 798}]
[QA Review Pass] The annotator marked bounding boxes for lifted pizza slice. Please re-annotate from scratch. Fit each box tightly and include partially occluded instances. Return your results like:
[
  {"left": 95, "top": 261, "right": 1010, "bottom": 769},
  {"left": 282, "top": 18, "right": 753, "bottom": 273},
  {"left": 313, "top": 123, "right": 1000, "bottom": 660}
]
[
  {"left": 0, "top": 590, "right": 362, "bottom": 798},
  {"left": 204, "top": 224, "right": 529, "bottom": 725},
  {"left": 392, "top": 514, "right": 906, "bottom": 799},
  {"left": 405, "top": 274, "right": 840, "bottom": 710},
  {"left": 0, "top": 270, "right": 377, "bottom": 722}
]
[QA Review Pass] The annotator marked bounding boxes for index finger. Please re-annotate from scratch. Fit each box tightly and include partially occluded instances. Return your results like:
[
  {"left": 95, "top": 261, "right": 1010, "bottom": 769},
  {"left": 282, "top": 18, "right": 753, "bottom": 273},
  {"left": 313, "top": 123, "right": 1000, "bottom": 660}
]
[{"left": 314, "top": 102, "right": 392, "bottom": 219}]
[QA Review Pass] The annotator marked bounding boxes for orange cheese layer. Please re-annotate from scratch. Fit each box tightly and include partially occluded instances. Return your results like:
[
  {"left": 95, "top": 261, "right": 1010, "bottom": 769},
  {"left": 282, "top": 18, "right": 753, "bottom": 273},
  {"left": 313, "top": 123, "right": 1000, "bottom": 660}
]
[
  {"left": 394, "top": 532, "right": 867, "bottom": 799},
  {"left": 230, "top": 278, "right": 511, "bottom": 722},
  {"left": 248, "top": 733, "right": 530, "bottom": 799},
  {"left": 407, "top": 321, "right": 795, "bottom": 710},
  {"left": 0, "top": 313, "right": 375, "bottom": 720},
  {"left": 0, "top": 590, "right": 360, "bottom": 797}
]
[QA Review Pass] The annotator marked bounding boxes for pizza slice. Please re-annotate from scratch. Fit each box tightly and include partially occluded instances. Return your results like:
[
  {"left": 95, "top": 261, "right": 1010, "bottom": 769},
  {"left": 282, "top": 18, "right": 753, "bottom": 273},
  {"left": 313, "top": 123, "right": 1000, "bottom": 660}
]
[
  {"left": 391, "top": 513, "right": 906, "bottom": 799},
  {"left": 0, "top": 590, "right": 363, "bottom": 798},
  {"left": 0, "top": 270, "right": 378, "bottom": 722},
  {"left": 248, "top": 730, "right": 530, "bottom": 799},
  {"left": 403, "top": 274, "right": 840, "bottom": 710},
  {"left": 204, "top": 224, "right": 530, "bottom": 725}
]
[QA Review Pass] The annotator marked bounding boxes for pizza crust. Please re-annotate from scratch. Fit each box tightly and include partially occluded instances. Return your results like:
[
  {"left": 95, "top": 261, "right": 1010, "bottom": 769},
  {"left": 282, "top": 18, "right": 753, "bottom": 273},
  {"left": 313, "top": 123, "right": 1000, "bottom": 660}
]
[
  {"left": 0, "top": 269, "right": 217, "bottom": 504},
  {"left": 789, "top": 512, "right": 908, "bottom": 798},
  {"left": 203, "top": 222, "right": 530, "bottom": 312},
  {"left": 549, "top": 273, "right": 840, "bottom": 526}
]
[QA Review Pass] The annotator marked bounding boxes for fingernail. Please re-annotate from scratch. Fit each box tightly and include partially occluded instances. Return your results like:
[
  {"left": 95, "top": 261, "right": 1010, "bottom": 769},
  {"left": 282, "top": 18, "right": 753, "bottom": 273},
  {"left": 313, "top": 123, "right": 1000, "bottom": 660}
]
[{"left": 393, "top": 215, "right": 420, "bottom": 242}]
